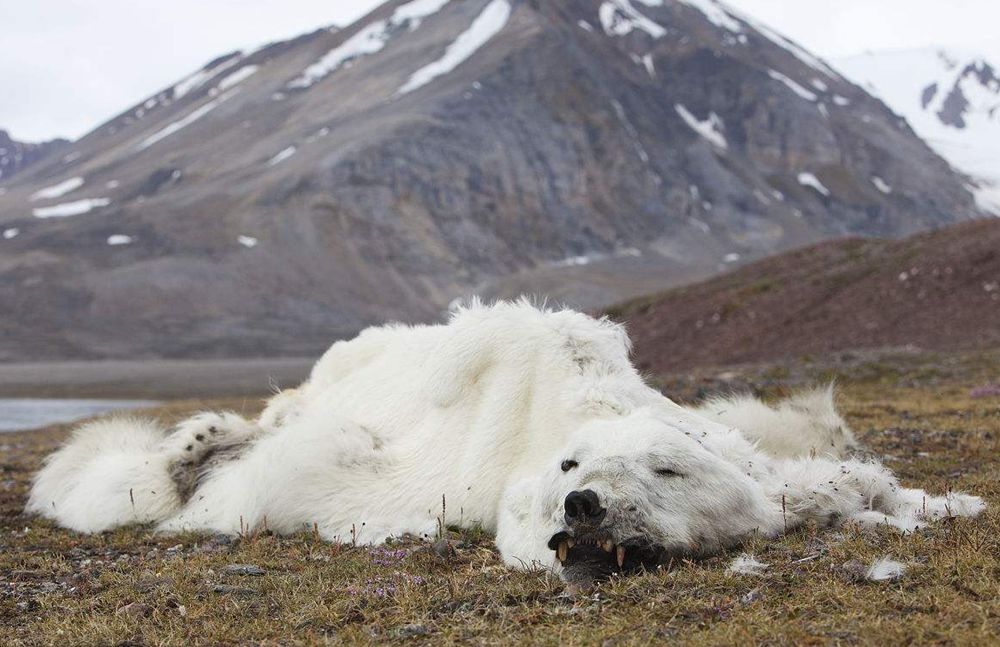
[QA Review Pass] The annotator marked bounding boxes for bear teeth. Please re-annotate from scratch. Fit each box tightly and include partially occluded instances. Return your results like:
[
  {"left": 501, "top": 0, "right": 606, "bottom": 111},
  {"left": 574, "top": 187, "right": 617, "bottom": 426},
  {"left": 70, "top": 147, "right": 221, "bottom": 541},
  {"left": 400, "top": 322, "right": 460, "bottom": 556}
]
[
  {"left": 616, "top": 545, "right": 626, "bottom": 567},
  {"left": 601, "top": 539, "right": 614, "bottom": 553}
]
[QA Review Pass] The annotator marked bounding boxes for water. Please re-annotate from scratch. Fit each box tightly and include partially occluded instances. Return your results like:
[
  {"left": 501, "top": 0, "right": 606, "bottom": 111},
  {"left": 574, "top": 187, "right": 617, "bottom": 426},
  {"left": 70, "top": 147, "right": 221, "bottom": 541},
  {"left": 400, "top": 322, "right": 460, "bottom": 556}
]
[{"left": 0, "top": 399, "right": 159, "bottom": 432}]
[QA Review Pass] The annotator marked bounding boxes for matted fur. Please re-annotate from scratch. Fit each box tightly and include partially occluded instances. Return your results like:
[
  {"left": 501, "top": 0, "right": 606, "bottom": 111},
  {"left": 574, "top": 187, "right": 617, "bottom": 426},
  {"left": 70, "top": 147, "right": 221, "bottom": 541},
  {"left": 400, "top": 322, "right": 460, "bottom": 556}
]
[{"left": 27, "top": 301, "right": 984, "bottom": 573}]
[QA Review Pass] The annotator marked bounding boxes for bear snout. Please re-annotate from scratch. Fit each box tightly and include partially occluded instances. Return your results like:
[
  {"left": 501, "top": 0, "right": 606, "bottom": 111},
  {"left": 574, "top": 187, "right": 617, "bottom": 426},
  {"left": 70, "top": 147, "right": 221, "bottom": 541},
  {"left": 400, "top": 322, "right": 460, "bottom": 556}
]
[{"left": 564, "top": 489, "right": 607, "bottom": 528}]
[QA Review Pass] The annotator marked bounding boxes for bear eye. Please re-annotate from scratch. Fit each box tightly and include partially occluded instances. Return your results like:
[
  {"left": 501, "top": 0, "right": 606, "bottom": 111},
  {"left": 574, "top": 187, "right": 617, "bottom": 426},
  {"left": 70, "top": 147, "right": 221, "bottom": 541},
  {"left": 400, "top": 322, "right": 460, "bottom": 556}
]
[
  {"left": 561, "top": 460, "right": 579, "bottom": 472},
  {"left": 655, "top": 468, "right": 682, "bottom": 477}
]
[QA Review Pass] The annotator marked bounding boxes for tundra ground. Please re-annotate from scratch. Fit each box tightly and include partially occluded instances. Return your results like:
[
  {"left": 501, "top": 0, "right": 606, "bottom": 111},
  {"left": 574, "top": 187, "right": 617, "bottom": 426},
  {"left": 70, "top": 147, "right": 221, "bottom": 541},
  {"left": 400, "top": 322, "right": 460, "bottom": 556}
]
[{"left": 2, "top": 351, "right": 998, "bottom": 646}]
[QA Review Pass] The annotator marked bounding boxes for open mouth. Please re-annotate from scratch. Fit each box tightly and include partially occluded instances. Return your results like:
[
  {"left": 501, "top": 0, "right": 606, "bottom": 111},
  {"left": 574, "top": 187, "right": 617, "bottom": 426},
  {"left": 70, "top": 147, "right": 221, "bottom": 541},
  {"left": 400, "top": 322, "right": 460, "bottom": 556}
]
[{"left": 547, "top": 530, "right": 668, "bottom": 580}]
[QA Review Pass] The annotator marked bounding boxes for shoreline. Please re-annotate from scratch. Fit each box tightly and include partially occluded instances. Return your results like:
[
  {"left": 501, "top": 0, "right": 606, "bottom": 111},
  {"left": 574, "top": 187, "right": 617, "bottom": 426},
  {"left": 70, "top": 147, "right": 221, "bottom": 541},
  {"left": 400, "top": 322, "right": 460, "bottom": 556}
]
[{"left": 0, "top": 357, "right": 314, "bottom": 399}]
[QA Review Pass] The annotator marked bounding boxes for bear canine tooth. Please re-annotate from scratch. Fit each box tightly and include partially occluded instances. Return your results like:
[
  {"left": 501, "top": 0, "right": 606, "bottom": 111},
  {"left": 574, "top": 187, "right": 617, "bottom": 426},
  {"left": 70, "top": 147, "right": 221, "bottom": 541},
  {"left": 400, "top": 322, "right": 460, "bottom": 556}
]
[
  {"left": 566, "top": 538, "right": 575, "bottom": 548},
  {"left": 616, "top": 545, "right": 626, "bottom": 567},
  {"left": 601, "top": 539, "right": 614, "bottom": 552},
  {"left": 557, "top": 541, "right": 568, "bottom": 562}
]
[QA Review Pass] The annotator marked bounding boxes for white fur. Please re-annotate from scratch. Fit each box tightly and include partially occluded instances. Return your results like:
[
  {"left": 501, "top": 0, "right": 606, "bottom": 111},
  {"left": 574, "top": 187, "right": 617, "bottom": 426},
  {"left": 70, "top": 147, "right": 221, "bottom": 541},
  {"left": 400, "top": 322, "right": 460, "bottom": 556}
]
[
  {"left": 27, "top": 301, "right": 985, "bottom": 572},
  {"left": 866, "top": 557, "right": 906, "bottom": 581},
  {"left": 694, "top": 387, "right": 859, "bottom": 459},
  {"left": 728, "top": 554, "right": 768, "bottom": 575}
]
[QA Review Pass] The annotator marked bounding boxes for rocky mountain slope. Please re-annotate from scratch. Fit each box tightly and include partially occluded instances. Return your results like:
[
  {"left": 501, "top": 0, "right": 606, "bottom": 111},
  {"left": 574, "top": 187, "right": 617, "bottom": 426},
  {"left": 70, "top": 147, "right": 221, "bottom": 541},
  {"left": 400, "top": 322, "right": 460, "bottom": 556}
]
[
  {"left": 0, "top": 130, "right": 69, "bottom": 183},
  {"left": 613, "top": 218, "right": 1000, "bottom": 373},
  {"left": 0, "top": 0, "right": 985, "bottom": 361},
  {"left": 836, "top": 49, "right": 1000, "bottom": 214}
]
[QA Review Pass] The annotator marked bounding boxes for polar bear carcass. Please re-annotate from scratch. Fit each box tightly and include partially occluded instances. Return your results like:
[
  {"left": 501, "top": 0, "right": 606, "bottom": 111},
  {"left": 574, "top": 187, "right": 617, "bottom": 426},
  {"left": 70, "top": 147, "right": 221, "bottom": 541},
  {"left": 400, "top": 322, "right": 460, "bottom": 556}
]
[{"left": 27, "top": 301, "right": 984, "bottom": 581}]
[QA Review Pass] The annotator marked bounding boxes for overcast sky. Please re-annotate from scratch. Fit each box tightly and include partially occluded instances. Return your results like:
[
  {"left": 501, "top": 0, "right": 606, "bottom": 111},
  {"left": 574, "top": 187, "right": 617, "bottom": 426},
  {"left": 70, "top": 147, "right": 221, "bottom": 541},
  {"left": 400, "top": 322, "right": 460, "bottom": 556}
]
[{"left": 3, "top": 0, "right": 998, "bottom": 141}]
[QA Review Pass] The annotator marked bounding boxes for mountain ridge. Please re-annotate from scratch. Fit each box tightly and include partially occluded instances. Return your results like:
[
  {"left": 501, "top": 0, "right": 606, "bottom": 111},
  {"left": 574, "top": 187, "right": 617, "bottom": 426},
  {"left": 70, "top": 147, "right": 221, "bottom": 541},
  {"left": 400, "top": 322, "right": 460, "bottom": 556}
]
[
  {"left": 835, "top": 47, "right": 1000, "bottom": 214},
  {"left": 0, "top": 0, "right": 986, "bottom": 361},
  {"left": 0, "top": 129, "right": 70, "bottom": 184}
]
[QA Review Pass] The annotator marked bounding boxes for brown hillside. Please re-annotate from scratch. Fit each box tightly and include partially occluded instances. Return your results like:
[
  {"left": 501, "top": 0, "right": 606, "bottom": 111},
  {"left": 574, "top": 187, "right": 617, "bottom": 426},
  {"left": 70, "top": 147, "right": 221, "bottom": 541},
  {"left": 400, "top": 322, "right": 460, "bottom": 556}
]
[{"left": 612, "top": 218, "right": 1000, "bottom": 373}]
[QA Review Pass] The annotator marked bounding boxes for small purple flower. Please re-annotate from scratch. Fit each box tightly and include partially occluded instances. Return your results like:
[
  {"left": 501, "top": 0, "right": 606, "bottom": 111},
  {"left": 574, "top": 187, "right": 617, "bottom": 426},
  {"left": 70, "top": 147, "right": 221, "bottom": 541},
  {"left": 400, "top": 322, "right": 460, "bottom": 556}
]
[
  {"left": 970, "top": 384, "right": 1000, "bottom": 399},
  {"left": 369, "top": 547, "right": 409, "bottom": 566}
]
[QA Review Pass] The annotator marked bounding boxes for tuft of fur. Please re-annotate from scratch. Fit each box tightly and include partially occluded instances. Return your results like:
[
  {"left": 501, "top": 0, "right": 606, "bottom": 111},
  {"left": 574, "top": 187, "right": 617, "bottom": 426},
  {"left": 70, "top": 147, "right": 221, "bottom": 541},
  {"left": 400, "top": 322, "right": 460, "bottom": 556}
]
[
  {"left": 728, "top": 554, "right": 769, "bottom": 575},
  {"left": 693, "top": 385, "right": 860, "bottom": 459},
  {"left": 866, "top": 557, "right": 906, "bottom": 582}
]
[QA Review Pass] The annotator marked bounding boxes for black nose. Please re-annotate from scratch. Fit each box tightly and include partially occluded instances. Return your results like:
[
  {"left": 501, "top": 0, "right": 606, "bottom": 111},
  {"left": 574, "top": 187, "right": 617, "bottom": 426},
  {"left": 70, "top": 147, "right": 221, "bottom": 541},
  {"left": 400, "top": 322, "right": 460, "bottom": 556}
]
[{"left": 564, "top": 489, "right": 605, "bottom": 525}]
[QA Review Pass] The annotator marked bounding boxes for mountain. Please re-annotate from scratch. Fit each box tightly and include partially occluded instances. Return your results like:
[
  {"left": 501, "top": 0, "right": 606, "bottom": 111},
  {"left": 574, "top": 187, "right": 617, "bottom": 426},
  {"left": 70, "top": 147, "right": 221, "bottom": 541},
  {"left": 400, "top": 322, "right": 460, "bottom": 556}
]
[
  {"left": 836, "top": 49, "right": 1000, "bottom": 215},
  {"left": 611, "top": 218, "right": 1000, "bottom": 373},
  {"left": 0, "top": 0, "right": 985, "bottom": 361},
  {"left": 0, "top": 130, "right": 70, "bottom": 183}
]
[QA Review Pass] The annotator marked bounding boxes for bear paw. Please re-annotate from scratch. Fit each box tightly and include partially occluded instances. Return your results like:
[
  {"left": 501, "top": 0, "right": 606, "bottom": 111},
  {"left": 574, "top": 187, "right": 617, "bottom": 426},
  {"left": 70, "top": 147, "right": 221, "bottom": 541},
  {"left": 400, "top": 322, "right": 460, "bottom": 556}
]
[{"left": 162, "top": 412, "right": 259, "bottom": 463}]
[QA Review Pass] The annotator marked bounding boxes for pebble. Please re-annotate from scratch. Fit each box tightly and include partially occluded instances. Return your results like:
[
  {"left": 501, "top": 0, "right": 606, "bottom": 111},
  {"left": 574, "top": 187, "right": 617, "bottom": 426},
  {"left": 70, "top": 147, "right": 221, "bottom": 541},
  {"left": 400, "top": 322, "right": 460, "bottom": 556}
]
[
  {"left": 116, "top": 602, "right": 154, "bottom": 619},
  {"left": 432, "top": 539, "right": 461, "bottom": 558},
  {"left": 396, "top": 624, "right": 430, "bottom": 638},
  {"left": 222, "top": 564, "right": 266, "bottom": 576},
  {"left": 134, "top": 576, "right": 175, "bottom": 592}
]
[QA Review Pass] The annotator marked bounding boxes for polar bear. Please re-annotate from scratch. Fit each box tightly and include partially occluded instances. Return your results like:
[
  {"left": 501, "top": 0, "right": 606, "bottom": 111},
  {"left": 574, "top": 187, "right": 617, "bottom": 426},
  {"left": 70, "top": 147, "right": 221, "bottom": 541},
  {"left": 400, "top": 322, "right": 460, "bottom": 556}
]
[{"left": 27, "top": 300, "right": 984, "bottom": 581}]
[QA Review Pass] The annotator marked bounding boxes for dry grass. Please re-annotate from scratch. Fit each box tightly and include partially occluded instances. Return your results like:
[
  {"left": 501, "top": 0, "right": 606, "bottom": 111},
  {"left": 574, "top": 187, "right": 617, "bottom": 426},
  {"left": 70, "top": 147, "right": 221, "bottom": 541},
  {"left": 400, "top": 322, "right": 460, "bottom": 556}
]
[{"left": 2, "top": 356, "right": 999, "bottom": 646}]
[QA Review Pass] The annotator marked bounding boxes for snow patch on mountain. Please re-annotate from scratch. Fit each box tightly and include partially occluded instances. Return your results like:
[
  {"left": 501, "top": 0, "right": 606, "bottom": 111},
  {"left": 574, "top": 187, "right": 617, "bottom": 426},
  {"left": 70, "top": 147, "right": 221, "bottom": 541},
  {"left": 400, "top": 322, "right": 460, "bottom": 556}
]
[
  {"left": 107, "top": 235, "right": 133, "bottom": 246},
  {"left": 268, "top": 146, "right": 297, "bottom": 166},
  {"left": 798, "top": 172, "right": 830, "bottom": 196},
  {"left": 33, "top": 198, "right": 111, "bottom": 218},
  {"left": 3, "top": 228, "right": 19, "bottom": 240},
  {"left": 872, "top": 177, "right": 893, "bottom": 194},
  {"left": 288, "top": 0, "right": 451, "bottom": 89},
  {"left": 768, "top": 70, "right": 817, "bottom": 101},
  {"left": 137, "top": 89, "right": 239, "bottom": 151},
  {"left": 216, "top": 65, "right": 260, "bottom": 93},
  {"left": 174, "top": 56, "right": 243, "bottom": 99},
  {"left": 641, "top": 53, "right": 655, "bottom": 77},
  {"left": 629, "top": 52, "right": 657, "bottom": 78},
  {"left": 677, "top": 0, "right": 742, "bottom": 33},
  {"left": 399, "top": 0, "right": 511, "bottom": 94},
  {"left": 393, "top": 0, "right": 452, "bottom": 29},
  {"left": 288, "top": 24, "right": 392, "bottom": 89},
  {"left": 835, "top": 48, "right": 1000, "bottom": 214},
  {"left": 675, "top": 104, "right": 728, "bottom": 150},
  {"left": 598, "top": 0, "right": 666, "bottom": 39},
  {"left": 31, "top": 177, "right": 84, "bottom": 201}
]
